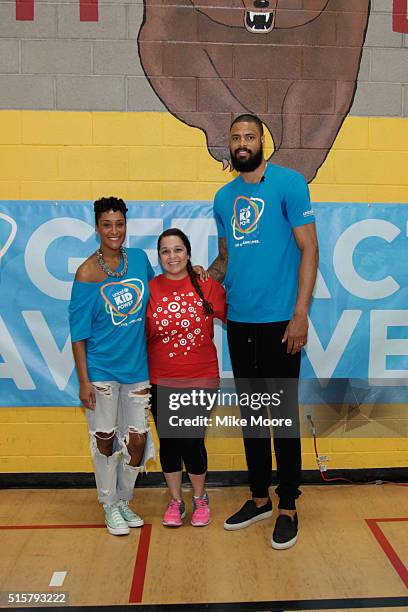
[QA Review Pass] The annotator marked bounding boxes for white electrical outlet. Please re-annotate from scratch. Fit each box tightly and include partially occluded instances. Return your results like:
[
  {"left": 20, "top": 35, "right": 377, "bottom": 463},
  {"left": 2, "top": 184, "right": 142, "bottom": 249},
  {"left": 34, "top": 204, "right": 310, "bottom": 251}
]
[{"left": 303, "top": 405, "right": 314, "bottom": 420}]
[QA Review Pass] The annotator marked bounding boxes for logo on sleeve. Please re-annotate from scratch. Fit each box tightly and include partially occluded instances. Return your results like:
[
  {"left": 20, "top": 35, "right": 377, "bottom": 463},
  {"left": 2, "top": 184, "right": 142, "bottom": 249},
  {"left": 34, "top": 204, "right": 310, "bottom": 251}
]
[
  {"left": 100, "top": 277, "right": 144, "bottom": 326},
  {"left": 231, "top": 196, "right": 264, "bottom": 241}
]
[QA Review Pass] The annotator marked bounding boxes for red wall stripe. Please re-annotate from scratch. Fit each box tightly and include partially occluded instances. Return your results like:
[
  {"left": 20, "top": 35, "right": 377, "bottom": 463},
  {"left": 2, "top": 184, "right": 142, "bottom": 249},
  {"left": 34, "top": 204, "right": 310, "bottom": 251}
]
[
  {"left": 16, "top": 0, "right": 34, "bottom": 21},
  {"left": 80, "top": 0, "right": 99, "bottom": 22},
  {"left": 14, "top": 1, "right": 405, "bottom": 32},
  {"left": 393, "top": 0, "right": 408, "bottom": 33}
]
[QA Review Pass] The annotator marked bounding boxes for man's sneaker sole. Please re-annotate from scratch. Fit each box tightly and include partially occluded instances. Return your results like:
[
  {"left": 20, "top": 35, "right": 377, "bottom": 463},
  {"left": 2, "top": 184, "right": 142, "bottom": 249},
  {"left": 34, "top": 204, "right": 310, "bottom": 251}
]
[
  {"left": 162, "top": 510, "right": 186, "bottom": 527},
  {"left": 106, "top": 524, "right": 130, "bottom": 536},
  {"left": 271, "top": 533, "right": 298, "bottom": 550},
  {"left": 224, "top": 509, "right": 272, "bottom": 531}
]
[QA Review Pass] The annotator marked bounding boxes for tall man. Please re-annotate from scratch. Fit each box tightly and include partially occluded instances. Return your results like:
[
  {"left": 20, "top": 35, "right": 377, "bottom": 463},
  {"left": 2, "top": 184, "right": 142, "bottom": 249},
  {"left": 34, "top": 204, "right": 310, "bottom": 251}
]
[{"left": 209, "top": 114, "right": 318, "bottom": 549}]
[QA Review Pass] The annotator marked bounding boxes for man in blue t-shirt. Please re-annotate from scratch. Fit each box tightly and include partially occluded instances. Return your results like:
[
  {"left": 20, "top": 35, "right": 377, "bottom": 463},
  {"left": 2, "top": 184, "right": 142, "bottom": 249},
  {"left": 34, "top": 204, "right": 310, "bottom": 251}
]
[{"left": 209, "top": 114, "right": 318, "bottom": 549}]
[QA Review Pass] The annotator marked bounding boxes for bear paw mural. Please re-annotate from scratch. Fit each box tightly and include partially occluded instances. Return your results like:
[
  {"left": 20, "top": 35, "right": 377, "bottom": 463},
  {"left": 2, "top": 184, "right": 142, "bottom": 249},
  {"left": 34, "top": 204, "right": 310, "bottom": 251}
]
[{"left": 138, "top": 0, "right": 370, "bottom": 182}]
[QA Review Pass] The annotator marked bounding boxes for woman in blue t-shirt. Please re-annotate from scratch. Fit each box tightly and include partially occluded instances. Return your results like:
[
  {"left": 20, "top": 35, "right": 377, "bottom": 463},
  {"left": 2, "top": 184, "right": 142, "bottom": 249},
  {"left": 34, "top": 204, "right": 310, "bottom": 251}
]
[{"left": 69, "top": 197, "right": 155, "bottom": 537}]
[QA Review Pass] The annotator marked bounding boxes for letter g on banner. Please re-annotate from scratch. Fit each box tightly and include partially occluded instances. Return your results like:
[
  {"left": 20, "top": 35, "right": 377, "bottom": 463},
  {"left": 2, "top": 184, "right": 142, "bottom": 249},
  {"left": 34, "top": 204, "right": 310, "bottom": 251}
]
[
  {"left": 25, "top": 218, "right": 94, "bottom": 300},
  {"left": 0, "top": 213, "right": 17, "bottom": 259}
]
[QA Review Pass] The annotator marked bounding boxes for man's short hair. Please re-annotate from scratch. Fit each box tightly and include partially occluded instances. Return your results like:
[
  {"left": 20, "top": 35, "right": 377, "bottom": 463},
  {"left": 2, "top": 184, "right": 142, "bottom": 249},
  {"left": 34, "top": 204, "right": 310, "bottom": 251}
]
[{"left": 230, "top": 114, "right": 264, "bottom": 135}]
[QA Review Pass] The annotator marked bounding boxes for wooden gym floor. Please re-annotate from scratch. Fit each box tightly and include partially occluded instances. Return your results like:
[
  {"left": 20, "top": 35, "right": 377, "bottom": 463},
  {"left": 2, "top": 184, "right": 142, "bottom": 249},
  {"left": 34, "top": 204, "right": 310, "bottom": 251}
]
[{"left": 0, "top": 485, "right": 407, "bottom": 611}]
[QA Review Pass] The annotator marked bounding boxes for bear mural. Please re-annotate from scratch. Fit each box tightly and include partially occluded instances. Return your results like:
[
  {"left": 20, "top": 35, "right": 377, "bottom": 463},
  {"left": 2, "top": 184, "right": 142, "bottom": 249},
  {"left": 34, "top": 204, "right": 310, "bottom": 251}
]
[{"left": 138, "top": 0, "right": 370, "bottom": 182}]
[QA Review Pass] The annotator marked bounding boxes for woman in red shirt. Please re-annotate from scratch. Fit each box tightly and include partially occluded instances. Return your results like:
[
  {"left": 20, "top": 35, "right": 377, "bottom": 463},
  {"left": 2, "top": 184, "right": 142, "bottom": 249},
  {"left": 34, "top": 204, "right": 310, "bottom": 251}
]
[{"left": 147, "top": 228, "right": 226, "bottom": 528}]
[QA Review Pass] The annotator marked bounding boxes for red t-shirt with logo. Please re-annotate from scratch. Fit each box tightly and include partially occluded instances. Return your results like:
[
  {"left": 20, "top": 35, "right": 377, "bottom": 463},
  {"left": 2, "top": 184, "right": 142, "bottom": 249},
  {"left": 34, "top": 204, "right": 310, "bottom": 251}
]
[{"left": 146, "top": 274, "right": 226, "bottom": 386}]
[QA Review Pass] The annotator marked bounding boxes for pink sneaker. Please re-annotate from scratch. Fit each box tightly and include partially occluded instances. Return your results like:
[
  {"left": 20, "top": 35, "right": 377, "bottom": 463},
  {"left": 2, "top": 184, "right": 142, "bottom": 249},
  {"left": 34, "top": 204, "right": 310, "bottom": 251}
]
[
  {"left": 191, "top": 493, "right": 211, "bottom": 527},
  {"left": 162, "top": 499, "right": 186, "bottom": 527}
]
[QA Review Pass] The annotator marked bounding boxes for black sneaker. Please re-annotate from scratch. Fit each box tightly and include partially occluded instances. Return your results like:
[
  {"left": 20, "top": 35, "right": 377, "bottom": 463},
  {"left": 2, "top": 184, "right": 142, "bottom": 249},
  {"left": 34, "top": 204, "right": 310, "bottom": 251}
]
[
  {"left": 271, "top": 513, "right": 298, "bottom": 549},
  {"left": 224, "top": 499, "right": 272, "bottom": 531}
]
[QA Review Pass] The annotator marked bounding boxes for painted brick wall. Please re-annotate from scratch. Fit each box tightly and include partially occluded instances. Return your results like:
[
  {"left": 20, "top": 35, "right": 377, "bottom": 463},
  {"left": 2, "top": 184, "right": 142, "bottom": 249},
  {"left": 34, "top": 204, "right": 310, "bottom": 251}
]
[
  {"left": 0, "top": 0, "right": 406, "bottom": 115},
  {"left": 1, "top": 407, "right": 407, "bottom": 473},
  {"left": 0, "top": 0, "right": 407, "bottom": 474}
]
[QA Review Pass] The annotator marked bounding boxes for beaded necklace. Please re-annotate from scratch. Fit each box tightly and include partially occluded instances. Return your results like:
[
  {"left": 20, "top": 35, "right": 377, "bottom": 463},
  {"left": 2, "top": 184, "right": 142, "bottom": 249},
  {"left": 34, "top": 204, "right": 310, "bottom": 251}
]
[{"left": 96, "top": 245, "right": 128, "bottom": 278}]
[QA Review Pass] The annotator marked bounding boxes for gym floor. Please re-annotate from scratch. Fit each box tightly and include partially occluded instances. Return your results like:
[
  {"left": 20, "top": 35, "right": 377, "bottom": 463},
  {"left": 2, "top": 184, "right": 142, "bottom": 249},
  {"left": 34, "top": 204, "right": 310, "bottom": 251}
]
[{"left": 0, "top": 485, "right": 407, "bottom": 611}]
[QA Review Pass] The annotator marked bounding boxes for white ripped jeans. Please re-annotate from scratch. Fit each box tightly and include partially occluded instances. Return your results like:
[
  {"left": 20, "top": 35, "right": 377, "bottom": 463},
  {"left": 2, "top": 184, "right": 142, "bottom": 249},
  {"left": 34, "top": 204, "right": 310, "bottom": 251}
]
[{"left": 86, "top": 380, "right": 156, "bottom": 507}]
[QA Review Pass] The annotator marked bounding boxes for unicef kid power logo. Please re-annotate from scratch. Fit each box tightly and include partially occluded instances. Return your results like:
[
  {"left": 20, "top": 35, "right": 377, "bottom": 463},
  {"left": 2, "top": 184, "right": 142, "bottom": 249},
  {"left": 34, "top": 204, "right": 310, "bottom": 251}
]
[
  {"left": 100, "top": 278, "right": 144, "bottom": 326},
  {"left": 231, "top": 196, "right": 264, "bottom": 241}
]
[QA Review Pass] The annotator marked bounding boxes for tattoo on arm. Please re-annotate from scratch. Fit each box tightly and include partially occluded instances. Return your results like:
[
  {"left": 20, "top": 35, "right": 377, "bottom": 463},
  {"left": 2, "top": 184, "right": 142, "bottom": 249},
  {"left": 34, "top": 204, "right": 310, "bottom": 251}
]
[{"left": 208, "top": 238, "right": 228, "bottom": 282}]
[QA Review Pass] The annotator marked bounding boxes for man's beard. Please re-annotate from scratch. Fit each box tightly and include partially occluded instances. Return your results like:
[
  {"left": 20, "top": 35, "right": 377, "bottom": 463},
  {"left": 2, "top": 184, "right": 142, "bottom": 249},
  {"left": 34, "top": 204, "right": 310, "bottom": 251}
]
[{"left": 230, "top": 144, "right": 264, "bottom": 172}]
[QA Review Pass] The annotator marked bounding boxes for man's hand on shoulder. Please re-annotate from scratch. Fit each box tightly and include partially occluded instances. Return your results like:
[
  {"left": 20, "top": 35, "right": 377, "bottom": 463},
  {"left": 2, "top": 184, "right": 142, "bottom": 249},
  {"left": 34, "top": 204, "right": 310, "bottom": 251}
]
[
  {"left": 282, "top": 312, "right": 308, "bottom": 354},
  {"left": 192, "top": 265, "right": 209, "bottom": 282}
]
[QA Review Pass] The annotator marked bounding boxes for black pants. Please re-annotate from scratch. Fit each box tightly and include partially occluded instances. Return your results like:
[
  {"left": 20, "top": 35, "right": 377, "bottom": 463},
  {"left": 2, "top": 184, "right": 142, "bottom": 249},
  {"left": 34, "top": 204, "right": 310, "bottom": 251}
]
[
  {"left": 150, "top": 384, "right": 208, "bottom": 475},
  {"left": 227, "top": 320, "right": 301, "bottom": 509}
]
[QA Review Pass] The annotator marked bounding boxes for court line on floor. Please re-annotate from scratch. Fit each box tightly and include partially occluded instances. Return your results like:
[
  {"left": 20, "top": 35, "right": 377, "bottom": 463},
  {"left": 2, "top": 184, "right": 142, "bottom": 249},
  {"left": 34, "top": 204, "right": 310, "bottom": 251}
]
[
  {"left": 129, "top": 524, "right": 152, "bottom": 603},
  {"left": 0, "top": 524, "right": 105, "bottom": 529},
  {"left": 0, "top": 522, "right": 151, "bottom": 603},
  {"left": 365, "top": 517, "right": 408, "bottom": 589}
]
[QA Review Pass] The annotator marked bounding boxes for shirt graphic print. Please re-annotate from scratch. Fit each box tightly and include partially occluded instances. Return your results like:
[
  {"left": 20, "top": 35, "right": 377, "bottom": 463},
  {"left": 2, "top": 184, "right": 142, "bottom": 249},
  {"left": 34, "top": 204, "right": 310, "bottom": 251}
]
[
  {"left": 152, "top": 289, "right": 205, "bottom": 359},
  {"left": 100, "top": 277, "right": 145, "bottom": 327}
]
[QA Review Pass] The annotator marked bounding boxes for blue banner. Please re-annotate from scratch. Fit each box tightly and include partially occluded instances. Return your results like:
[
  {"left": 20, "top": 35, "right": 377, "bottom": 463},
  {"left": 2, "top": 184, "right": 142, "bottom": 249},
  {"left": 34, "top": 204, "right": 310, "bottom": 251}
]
[{"left": 0, "top": 201, "right": 407, "bottom": 406}]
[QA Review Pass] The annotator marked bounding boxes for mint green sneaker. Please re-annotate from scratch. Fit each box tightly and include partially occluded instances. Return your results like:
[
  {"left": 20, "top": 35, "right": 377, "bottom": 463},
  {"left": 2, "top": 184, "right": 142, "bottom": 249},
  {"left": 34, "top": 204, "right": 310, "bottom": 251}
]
[
  {"left": 104, "top": 503, "right": 130, "bottom": 536},
  {"left": 117, "top": 500, "right": 144, "bottom": 528}
]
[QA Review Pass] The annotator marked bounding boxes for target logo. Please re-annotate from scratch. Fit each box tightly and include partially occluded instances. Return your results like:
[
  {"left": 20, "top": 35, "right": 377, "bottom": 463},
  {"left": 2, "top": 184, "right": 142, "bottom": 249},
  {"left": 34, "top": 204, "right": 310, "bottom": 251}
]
[{"left": 168, "top": 302, "right": 180, "bottom": 313}]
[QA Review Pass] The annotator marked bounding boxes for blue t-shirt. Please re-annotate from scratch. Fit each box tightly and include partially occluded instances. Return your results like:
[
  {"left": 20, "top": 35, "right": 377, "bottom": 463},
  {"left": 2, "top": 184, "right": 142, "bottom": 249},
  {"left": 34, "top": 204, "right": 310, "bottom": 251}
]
[
  {"left": 69, "top": 248, "right": 154, "bottom": 383},
  {"left": 213, "top": 163, "right": 315, "bottom": 323}
]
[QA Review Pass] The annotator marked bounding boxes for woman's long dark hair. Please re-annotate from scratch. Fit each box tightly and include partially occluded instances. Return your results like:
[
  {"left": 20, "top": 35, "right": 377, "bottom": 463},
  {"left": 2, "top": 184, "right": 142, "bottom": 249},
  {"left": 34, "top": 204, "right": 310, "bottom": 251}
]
[{"left": 158, "top": 228, "right": 214, "bottom": 315}]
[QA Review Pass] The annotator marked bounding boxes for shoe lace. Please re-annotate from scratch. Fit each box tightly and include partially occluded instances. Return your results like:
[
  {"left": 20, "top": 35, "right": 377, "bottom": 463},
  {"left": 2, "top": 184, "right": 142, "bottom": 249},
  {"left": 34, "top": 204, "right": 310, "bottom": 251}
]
[
  {"left": 194, "top": 497, "right": 208, "bottom": 511},
  {"left": 110, "top": 505, "right": 124, "bottom": 523},
  {"left": 168, "top": 499, "right": 181, "bottom": 512}
]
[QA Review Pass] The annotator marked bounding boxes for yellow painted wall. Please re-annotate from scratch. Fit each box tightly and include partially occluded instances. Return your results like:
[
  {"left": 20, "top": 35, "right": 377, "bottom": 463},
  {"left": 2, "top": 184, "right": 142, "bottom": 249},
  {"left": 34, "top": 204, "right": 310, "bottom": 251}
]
[
  {"left": 1, "top": 112, "right": 408, "bottom": 203},
  {"left": 0, "top": 110, "right": 407, "bottom": 474},
  {"left": 0, "top": 407, "right": 407, "bottom": 474}
]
